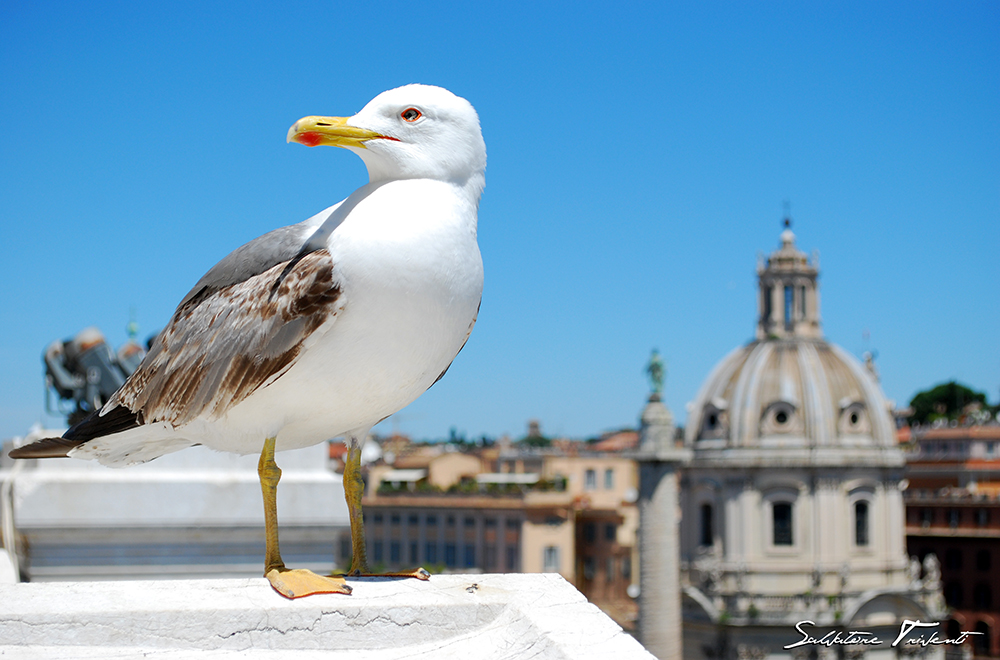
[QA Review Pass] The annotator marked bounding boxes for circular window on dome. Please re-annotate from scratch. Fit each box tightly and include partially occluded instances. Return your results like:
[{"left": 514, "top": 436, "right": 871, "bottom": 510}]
[
  {"left": 760, "top": 401, "right": 800, "bottom": 435},
  {"left": 838, "top": 402, "right": 870, "bottom": 435},
  {"left": 699, "top": 404, "right": 728, "bottom": 440}
]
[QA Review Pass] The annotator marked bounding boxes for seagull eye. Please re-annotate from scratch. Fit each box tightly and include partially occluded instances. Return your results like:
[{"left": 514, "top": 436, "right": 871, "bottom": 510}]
[{"left": 401, "top": 108, "right": 422, "bottom": 122}]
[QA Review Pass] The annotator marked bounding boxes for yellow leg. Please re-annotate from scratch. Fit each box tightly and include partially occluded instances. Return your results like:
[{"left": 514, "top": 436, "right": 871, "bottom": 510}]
[
  {"left": 344, "top": 440, "right": 369, "bottom": 574},
  {"left": 259, "top": 436, "right": 351, "bottom": 598},
  {"left": 343, "top": 438, "right": 429, "bottom": 581}
]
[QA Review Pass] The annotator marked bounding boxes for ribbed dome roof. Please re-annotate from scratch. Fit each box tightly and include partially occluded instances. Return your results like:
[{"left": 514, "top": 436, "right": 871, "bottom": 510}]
[
  {"left": 685, "top": 338, "right": 895, "bottom": 448},
  {"left": 685, "top": 224, "right": 896, "bottom": 451}
]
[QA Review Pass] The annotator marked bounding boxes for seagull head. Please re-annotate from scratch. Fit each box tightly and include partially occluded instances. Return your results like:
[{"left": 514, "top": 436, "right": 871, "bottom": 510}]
[{"left": 287, "top": 84, "right": 486, "bottom": 195}]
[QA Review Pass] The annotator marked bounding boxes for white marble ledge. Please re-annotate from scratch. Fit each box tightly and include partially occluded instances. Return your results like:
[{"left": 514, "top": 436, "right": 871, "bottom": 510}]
[{"left": 0, "top": 573, "right": 654, "bottom": 659}]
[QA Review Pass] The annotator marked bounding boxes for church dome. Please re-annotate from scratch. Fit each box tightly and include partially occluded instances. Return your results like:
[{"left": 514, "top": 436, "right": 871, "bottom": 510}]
[{"left": 685, "top": 225, "right": 896, "bottom": 451}]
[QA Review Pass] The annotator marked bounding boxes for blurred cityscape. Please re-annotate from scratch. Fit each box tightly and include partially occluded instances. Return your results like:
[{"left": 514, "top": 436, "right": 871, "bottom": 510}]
[{"left": 1, "top": 224, "right": 997, "bottom": 660}]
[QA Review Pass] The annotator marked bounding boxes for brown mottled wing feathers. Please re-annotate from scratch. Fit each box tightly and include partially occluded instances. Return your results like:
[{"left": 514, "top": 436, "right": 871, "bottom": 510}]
[{"left": 108, "top": 249, "right": 343, "bottom": 427}]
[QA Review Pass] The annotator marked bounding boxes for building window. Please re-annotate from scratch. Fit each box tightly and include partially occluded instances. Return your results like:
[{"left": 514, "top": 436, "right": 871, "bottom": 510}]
[
  {"left": 784, "top": 285, "right": 793, "bottom": 329},
  {"left": 484, "top": 517, "right": 496, "bottom": 528},
  {"left": 948, "top": 509, "right": 960, "bottom": 528},
  {"left": 944, "top": 582, "right": 963, "bottom": 608},
  {"left": 700, "top": 503, "right": 713, "bottom": 547},
  {"left": 976, "top": 549, "right": 991, "bottom": 571},
  {"left": 973, "top": 583, "right": 992, "bottom": 610},
  {"left": 855, "top": 501, "right": 870, "bottom": 547},
  {"left": 484, "top": 545, "right": 497, "bottom": 569},
  {"left": 920, "top": 508, "right": 933, "bottom": 528},
  {"left": 446, "top": 515, "right": 455, "bottom": 527},
  {"left": 373, "top": 541, "right": 383, "bottom": 562},
  {"left": 464, "top": 545, "right": 476, "bottom": 568},
  {"left": 340, "top": 535, "right": 351, "bottom": 563},
  {"left": 464, "top": 516, "right": 476, "bottom": 528},
  {"left": 583, "top": 557, "right": 595, "bottom": 581},
  {"left": 543, "top": 546, "right": 560, "bottom": 572},
  {"left": 583, "top": 522, "right": 596, "bottom": 543},
  {"left": 390, "top": 513, "right": 400, "bottom": 525},
  {"left": 622, "top": 556, "right": 632, "bottom": 580},
  {"left": 373, "top": 513, "right": 383, "bottom": 524},
  {"left": 585, "top": 469, "right": 597, "bottom": 491},
  {"left": 799, "top": 285, "right": 806, "bottom": 319},
  {"left": 506, "top": 518, "right": 520, "bottom": 530},
  {"left": 773, "top": 502, "right": 793, "bottom": 546},
  {"left": 604, "top": 468, "right": 614, "bottom": 489},
  {"left": 444, "top": 543, "right": 457, "bottom": 567},
  {"left": 606, "top": 557, "right": 616, "bottom": 583},
  {"left": 426, "top": 515, "right": 438, "bottom": 526},
  {"left": 506, "top": 546, "right": 518, "bottom": 571},
  {"left": 425, "top": 542, "right": 438, "bottom": 564},
  {"left": 390, "top": 541, "right": 400, "bottom": 564},
  {"left": 605, "top": 523, "right": 616, "bottom": 542},
  {"left": 408, "top": 514, "right": 419, "bottom": 526},
  {"left": 945, "top": 548, "right": 962, "bottom": 570},
  {"left": 409, "top": 542, "right": 418, "bottom": 564},
  {"left": 976, "top": 509, "right": 989, "bottom": 527}
]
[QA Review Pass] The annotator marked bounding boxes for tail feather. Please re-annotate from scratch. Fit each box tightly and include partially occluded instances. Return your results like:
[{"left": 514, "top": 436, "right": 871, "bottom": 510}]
[
  {"left": 8, "top": 436, "right": 84, "bottom": 459},
  {"left": 9, "top": 405, "right": 143, "bottom": 460}
]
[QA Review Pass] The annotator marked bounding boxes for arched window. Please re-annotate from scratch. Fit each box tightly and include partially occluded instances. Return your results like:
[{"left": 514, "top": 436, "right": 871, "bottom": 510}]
[
  {"left": 773, "top": 502, "right": 793, "bottom": 546},
  {"left": 855, "top": 501, "right": 870, "bottom": 546},
  {"left": 700, "top": 503, "right": 713, "bottom": 547},
  {"left": 974, "top": 622, "right": 990, "bottom": 655}
]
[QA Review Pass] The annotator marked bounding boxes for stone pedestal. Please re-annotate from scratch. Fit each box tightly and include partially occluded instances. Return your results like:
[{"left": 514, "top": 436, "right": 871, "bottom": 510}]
[{"left": 0, "top": 573, "right": 655, "bottom": 659}]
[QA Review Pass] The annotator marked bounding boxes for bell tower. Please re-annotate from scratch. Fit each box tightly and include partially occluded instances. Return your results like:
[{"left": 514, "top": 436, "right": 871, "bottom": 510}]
[{"left": 756, "top": 218, "right": 822, "bottom": 340}]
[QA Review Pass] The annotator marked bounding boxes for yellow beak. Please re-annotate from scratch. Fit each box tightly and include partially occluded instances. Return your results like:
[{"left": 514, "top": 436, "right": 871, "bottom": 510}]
[{"left": 286, "top": 116, "right": 391, "bottom": 149}]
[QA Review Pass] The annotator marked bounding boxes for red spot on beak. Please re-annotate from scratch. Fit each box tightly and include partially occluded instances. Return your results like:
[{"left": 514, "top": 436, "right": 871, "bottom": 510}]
[{"left": 296, "top": 132, "right": 322, "bottom": 147}]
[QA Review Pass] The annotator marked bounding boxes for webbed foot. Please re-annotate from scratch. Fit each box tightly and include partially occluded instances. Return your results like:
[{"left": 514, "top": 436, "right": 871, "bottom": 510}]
[
  {"left": 346, "top": 567, "right": 431, "bottom": 580},
  {"left": 266, "top": 567, "right": 353, "bottom": 598}
]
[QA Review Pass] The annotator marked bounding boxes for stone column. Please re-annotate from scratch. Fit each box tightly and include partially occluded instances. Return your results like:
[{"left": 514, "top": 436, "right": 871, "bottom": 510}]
[
  {"left": 634, "top": 394, "right": 690, "bottom": 660},
  {"left": 638, "top": 460, "right": 683, "bottom": 659}
]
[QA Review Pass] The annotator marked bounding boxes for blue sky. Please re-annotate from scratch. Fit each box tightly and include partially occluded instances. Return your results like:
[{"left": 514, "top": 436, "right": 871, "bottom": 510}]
[{"left": 1, "top": 1, "right": 997, "bottom": 443}]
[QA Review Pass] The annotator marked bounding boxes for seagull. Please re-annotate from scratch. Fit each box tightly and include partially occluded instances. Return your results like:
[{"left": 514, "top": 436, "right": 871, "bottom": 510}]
[{"left": 10, "top": 84, "right": 486, "bottom": 599}]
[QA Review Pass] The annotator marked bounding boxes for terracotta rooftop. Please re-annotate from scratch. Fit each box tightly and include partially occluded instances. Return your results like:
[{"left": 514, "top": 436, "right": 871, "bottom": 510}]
[{"left": 590, "top": 430, "right": 639, "bottom": 452}]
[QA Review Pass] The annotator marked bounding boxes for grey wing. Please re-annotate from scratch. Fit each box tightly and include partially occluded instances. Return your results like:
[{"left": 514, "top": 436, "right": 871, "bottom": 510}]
[
  {"left": 107, "top": 249, "right": 344, "bottom": 426},
  {"left": 178, "top": 222, "right": 314, "bottom": 307}
]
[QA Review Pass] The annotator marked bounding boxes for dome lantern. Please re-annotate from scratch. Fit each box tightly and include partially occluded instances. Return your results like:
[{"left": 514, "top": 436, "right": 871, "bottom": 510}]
[{"left": 756, "top": 219, "right": 822, "bottom": 340}]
